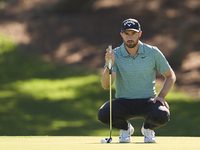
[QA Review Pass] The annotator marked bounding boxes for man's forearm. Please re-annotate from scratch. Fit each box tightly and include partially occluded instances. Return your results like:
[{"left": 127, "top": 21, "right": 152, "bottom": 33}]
[
  {"left": 158, "top": 75, "right": 176, "bottom": 98},
  {"left": 101, "top": 68, "right": 111, "bottom": 89},
  {"left": 101, "top": 68, "right": 115, "bottom": 89}
]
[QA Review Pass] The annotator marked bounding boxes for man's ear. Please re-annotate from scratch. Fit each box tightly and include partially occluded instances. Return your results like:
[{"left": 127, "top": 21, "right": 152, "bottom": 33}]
[
  {"left": 120, "top": 32, "right": 123, "bottom": 37},
  {"left": 139, "top": 31, "right": 142, "bottom": 37}
]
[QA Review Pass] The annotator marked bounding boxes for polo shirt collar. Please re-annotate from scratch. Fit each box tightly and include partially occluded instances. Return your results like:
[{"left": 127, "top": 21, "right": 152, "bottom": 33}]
[{"left": 121, "top": 41, "right": 144, "bottom": 57}]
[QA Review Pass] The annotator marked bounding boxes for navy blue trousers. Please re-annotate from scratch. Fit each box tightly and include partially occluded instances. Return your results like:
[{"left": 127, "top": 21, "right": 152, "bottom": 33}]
[{"left": 98, "top": 98, "right": 170, "bottom": 130}]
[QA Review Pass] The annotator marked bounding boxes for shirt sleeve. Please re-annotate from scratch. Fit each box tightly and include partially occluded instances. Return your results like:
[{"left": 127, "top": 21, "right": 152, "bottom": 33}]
[{"left": 154, "top": 47, "right": 171, "bottom": 74}]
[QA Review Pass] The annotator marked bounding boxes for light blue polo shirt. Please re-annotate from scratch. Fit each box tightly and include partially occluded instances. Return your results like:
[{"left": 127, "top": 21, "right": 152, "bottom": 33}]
[{"left": 105, "top": 41, "right": 170, "bottom": 99}]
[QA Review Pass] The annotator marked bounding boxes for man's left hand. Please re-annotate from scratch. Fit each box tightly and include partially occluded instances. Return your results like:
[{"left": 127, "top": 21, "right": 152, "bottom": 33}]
[{"left": 153, "top": 97, "right": 169, "bottom": 109}]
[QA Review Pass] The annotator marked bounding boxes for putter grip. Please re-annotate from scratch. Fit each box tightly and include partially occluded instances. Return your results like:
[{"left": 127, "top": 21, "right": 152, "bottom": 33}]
[{"left": 108, "top": 45, "right": 112, "bottom": 74}]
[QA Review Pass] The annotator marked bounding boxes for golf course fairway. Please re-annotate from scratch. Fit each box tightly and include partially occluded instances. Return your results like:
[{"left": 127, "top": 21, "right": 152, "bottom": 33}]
[{"left": 0, "top": 136, "right": 199, "bottom": 150}]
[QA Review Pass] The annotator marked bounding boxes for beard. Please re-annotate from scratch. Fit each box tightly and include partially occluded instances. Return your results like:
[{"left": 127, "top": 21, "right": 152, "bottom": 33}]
[{"left": 124, "top": 38, "right": 139, "bottom": 48}]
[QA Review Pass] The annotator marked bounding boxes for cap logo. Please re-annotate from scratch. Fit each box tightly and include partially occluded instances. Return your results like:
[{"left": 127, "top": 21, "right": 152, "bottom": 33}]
[{"left": 124, "top": 21, "right": 135, "bottom": 26}]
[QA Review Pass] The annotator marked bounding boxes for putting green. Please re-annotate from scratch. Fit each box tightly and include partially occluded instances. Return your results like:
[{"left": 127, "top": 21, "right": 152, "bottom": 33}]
[{"left": 0, "top": 136, "right": 199, "bottom": 150}]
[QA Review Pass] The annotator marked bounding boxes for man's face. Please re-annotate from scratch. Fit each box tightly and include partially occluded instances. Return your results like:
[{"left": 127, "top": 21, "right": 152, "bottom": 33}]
[{"left": 121, "top": 30, "right": 141, "bottom": 48}]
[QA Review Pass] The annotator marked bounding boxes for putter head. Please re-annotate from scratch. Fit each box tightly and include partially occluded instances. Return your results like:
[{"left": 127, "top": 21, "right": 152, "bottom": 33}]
[{"left": 106, "top": 138, "right": 112, "bottom": 143}]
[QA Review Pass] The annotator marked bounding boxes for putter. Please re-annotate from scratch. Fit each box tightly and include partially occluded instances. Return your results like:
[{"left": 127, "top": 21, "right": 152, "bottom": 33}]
[{"left": 106, "top": 45, "right": 113, "bottom": 143}]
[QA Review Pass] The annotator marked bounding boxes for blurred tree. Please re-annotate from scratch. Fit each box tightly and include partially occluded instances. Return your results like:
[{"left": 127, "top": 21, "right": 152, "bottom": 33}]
[
  {"left": 48, "top": 0, "right": 97, "bottom": 14},
  {"left": 168, "top": 21, "right": 200, "bottom": 70}
]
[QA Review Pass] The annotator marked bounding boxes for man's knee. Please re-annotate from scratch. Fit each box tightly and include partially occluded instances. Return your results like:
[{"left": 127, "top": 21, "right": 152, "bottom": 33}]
[
  {"left": 98, "top": 108, "right": 110, "bottom": 124},
  {"left": 156, "top": 110, "right": 170, "bottom": 125}
]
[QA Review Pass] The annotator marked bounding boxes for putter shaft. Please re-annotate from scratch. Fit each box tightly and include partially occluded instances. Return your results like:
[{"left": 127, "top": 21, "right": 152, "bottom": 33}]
[{"left": 109, "top": 73, "right": 112, "bottom": 139}]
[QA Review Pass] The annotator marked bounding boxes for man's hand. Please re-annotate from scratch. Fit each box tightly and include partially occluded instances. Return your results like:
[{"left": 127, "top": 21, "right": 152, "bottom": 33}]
[
  {"left": 153, "top": 97, "right": 169, "bottom": 109},
  {"left": 105, "top": 48, "right": 115, "bottom": 68}
]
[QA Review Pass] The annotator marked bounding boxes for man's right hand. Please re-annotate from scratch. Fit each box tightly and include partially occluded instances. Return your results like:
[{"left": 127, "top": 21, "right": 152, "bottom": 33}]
[{"left": 105, "top": 48, "right": 115, "bottom": 68}]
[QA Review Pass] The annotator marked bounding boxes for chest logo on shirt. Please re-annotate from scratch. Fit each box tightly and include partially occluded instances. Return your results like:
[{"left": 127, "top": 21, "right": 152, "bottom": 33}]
[{"left": 141, "top": 56, "right": 147, "bottom": 59}]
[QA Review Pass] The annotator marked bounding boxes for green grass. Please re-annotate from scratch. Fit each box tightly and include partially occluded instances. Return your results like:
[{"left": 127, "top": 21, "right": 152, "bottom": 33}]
[
  {"left": 0, "top": 33, "right": 200, "bottom": 136},
  {"left": 0, "top": 136, "right": 200, "bottom": 150}
]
